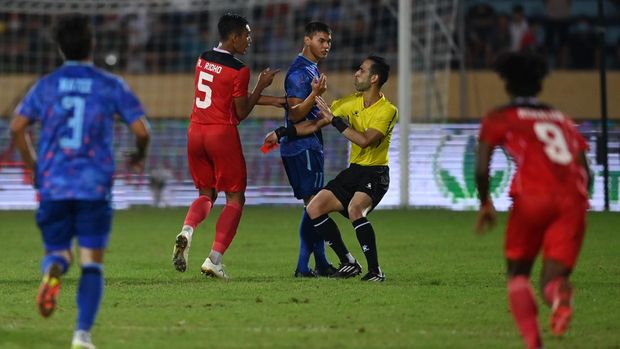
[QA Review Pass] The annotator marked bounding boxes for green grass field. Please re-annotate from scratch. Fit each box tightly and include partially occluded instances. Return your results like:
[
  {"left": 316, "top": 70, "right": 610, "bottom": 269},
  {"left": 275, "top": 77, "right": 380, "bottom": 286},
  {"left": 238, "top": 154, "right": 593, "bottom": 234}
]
[{"left": 1, "top": 207, "right": 619, "bottom": 349}]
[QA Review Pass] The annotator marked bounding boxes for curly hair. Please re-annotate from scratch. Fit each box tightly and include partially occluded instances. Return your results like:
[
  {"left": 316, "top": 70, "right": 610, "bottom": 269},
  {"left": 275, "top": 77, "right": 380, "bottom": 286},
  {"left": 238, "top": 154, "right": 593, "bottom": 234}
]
[{"left": 494, "top": 52, "right": 549, "bottom": 97}]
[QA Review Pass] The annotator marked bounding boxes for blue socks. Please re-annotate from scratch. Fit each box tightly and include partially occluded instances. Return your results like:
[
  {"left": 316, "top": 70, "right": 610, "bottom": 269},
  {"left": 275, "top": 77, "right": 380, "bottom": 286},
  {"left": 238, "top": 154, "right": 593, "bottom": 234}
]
[
  {"left": 76, "top": 263, "right": 104, "bottom": 332},
  {"left": 297, "top": 210, "right": 331, "bottom": 273},
  {"left": 40, "top": 254, "right": 70, "bottom": 275},
  {"left": 297, "top": 211, "right": 313, "bottom": 273}
]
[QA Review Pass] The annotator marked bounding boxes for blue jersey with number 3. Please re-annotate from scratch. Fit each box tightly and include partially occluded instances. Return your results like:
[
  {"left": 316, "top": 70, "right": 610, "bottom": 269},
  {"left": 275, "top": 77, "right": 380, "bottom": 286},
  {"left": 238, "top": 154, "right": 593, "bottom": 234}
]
[{"left": 15, "top": 61, "right": 145, "bottom": 200}]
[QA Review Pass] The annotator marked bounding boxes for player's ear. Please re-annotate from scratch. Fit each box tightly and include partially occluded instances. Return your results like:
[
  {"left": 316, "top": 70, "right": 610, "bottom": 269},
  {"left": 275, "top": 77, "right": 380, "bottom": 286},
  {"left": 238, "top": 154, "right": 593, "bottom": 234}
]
[
  {"left": 303, "top": 35, "right": 311, "bottom": 47},
  {"left": 230, "top": 32, "right": 239, "bottom": 44},
  {"left": 370, "top": 73, "right": 379, "bottom": 85}
]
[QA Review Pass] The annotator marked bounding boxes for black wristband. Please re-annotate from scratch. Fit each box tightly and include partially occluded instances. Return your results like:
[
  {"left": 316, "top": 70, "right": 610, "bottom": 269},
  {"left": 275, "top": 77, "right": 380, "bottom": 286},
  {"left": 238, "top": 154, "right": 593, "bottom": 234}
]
[
  {"left": 274, "top": 125, "right": 297, "bottom": 139},
  {"left": 274, "top": 126, "right": 287, "bottom": 139},
  {"left": 331, "top": 117, "right": 348, "bottom": 133}
]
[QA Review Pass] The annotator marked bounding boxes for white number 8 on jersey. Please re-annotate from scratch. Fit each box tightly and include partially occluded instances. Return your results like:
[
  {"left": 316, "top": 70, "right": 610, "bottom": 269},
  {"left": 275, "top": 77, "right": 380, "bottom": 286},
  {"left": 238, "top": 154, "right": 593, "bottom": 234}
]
[{"left": 533, "top": 122, "right": 572, "bottom": 165}]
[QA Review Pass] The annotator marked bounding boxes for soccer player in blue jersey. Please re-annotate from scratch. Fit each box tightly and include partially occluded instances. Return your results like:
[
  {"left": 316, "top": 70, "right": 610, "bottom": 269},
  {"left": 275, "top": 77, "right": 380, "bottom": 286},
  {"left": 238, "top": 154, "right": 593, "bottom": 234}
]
[
  {"left": 10, "top": 14, "right": 150, "bottom": 349},
  {"left": 280, "top": 22, "right": 335, "bottom": 277}
]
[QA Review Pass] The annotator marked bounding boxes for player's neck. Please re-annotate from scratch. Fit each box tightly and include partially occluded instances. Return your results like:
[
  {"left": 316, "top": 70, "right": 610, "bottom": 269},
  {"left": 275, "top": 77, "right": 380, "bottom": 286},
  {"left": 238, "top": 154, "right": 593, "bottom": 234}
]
[
  {"left": 301, "top": 47, "right": 319, "bottom": 63},
  {"left": 362, "top": 88, "right": 381, "bottom": 108},
  {"left": 216, "top": 42, "right": 236, "bottom": 55}
]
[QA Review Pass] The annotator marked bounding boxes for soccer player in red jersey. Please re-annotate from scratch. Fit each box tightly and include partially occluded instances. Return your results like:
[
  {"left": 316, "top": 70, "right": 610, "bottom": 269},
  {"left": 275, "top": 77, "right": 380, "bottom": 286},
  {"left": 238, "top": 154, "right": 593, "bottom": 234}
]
[
  {"left": 475, "top": 52, "right": 591, "bottom": 349},
  {"left": 171, "top": 13, "right": 283, "bottom": 279}
]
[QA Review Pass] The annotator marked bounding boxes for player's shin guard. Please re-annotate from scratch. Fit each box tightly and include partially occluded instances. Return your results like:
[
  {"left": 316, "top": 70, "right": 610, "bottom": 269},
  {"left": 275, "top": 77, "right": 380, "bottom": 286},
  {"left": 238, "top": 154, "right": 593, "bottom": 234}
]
[
  {"left": 212, "top": 202, "right": 243, "bottom": 254},
  {"left": 352, "top": 217, "right": 379, "bottom": 272},
  {"left": 507, "top": 276, "right": 542, "bottom": 349},
  {"left": 76, "top": 263, "right": 104, "bottom": 332},
  {"left": 183, "top": 195, "right": 213, "bottom": 228},
  {"left": 311, "top": 214, "right": 349, "bottom": 264}
]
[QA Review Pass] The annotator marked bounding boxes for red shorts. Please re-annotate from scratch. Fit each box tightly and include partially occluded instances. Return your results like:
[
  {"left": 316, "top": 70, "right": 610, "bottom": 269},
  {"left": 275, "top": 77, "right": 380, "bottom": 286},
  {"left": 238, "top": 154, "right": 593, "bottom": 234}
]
[
  {"left": 187, "top": 123, "right": 247, "bottom": 192},
  {"left": 505, "top": 194, "right": 587, "bottom": 268}
]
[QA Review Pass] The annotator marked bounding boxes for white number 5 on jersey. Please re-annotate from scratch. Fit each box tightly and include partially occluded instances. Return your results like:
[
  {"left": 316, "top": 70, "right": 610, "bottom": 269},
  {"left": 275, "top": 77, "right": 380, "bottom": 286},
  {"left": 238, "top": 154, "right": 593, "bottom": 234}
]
[
  {"left": 195, "top": 71, "right": 213, "bottom": 109},
  {"left": 533, "top": 122, "right": 572, "bottom": 165}
]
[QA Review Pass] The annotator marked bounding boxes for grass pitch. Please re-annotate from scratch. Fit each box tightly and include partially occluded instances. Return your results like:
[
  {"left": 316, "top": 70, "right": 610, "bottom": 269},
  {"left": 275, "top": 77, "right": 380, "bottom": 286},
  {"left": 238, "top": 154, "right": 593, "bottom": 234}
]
[{"left": 0, "top": 207, "right": 619, "bottom": 349}]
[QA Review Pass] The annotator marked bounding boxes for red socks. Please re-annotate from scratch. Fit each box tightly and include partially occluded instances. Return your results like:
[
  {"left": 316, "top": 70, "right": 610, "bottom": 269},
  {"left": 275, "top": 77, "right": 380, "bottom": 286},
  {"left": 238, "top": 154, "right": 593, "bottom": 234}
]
[
  {"left": 544, "top": 277, "right": 572, "bottom": 306},
  {"left": 507, "top": 276, "right": 542, "bottom": 349},
  {"left": 212, "top": 203, "right": 243, "bottom": 254},
  {"left": 184, "top": 197, "right": 243, "bottom": 255},
  {"left": 183, "top": 196, "right": 213, "bottom": 228}
]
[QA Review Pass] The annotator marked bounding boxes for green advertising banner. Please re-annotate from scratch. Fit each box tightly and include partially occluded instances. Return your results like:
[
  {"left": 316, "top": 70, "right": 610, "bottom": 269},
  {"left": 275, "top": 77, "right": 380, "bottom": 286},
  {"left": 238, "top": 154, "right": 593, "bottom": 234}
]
[{"left": 382, "top": 124, "right": 618, "bottom": 211}]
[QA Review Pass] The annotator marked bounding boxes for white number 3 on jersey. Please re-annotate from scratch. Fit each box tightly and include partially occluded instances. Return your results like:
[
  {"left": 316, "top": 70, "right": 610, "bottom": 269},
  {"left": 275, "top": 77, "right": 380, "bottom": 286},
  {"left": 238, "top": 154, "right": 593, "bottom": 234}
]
[{"left": 533, "top": 122, "right": 572, "bottom": 165}]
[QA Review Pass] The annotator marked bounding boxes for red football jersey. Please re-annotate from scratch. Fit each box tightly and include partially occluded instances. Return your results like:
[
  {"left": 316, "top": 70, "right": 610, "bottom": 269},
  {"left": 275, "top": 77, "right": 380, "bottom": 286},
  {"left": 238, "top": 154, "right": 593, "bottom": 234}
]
[
  {"left": 191, "top": 48, "right": 250, "bottom": 125},
  {"left": 479, "top": 102, "right": 589, "bottom": 198}
]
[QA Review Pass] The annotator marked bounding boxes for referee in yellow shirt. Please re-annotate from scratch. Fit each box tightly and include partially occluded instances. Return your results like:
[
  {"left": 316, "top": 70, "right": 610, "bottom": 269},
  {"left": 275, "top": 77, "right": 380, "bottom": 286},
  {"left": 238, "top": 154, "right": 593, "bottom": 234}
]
[{"left": 266, "top": 55, "right": 398, "bottom": 281}]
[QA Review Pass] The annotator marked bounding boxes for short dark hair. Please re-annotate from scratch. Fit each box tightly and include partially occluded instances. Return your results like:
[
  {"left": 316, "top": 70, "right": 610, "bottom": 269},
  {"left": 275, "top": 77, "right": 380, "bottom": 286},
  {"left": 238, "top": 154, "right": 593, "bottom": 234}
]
[
  {"left": 53, "top": 14, "right": 93, "bottom": 60},
  {"left": 494, "top": 52, "right": 548, "bottom": 97},
  {"left": 366, "top": 55, "right": 390, "bottom": 87},
  {"left": 304, "top": 22, "right": 331, "bottom": 37},
  {"left": 218, "top": 13, "right": 249, "bottom": 40}
]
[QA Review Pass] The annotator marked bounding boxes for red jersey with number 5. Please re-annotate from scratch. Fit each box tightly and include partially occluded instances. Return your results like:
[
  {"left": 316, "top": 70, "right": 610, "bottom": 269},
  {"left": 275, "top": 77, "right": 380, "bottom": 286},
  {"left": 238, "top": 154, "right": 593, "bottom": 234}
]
[
  {"left": 479, "top": 102, "right": 589, "bottom": 198},
  {"left": 191, "top": 48, "right": 250, "bottom": 125}
]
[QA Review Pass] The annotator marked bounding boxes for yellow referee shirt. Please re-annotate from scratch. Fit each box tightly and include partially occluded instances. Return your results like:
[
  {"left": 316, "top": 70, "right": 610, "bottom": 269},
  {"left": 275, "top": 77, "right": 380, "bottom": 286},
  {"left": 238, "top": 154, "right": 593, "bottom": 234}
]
[{"left": 331, "top": 92, "right": 399, "bottom": 166}]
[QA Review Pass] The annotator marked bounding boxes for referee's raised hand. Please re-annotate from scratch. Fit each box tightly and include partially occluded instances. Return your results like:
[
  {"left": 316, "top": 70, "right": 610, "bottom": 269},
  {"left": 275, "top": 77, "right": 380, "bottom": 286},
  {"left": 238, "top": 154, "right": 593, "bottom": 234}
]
[{"left": 314, "top": 96, "right": 333, "bottom": 122}]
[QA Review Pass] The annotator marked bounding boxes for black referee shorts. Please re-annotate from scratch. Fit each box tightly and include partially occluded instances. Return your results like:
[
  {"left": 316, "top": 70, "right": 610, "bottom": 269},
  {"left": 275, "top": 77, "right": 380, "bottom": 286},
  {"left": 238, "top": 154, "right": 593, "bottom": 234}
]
[{"left": 324, "top": 163, "right": 389, "bottom": 217}]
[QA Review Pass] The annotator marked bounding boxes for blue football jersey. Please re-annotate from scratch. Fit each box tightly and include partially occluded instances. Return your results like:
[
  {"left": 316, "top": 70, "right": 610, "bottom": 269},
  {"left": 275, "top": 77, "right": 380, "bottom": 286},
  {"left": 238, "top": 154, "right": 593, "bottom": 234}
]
[
  {"left": 15, "top": 61, "right": 145, "bottom": 200},
  {"left": 280, "top": 54, "right": 324, "bottom": 157}
]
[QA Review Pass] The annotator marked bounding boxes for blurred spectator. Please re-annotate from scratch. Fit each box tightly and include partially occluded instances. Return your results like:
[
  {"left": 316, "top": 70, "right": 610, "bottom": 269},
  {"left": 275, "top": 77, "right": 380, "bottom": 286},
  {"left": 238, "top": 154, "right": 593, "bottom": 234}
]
[
  {"left": 0, "top": 0, "right": 616, "bottom": 73},
  {"left": 267, "top": 23, "right": 293, "bottom": 69},
  {"left": 488, "top": 14, "right": 512, "bottom": 65},
  {"left": 615, "top": 37, "right": 620, "bottom": 69},
  {"left": 124, "top": 10, "right": 150, "bottom": 73},
  {"left": 544, "top": 0, "right": 572, "bottom": 68},
  {"left": 466, "top": 3, "right": 496, "bottom": 68},
  {"left": 568, "top": 16, "right": 597, "bottom": 69},
  {"left": 509, "top": 5, "right": 530, "bottom": 52}
]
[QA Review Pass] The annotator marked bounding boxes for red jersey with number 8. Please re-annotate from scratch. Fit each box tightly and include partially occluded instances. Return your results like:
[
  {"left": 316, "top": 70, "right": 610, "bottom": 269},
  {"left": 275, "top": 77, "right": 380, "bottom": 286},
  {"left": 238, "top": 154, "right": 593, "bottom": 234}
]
[
  {"left": 191, "top": 48, "right": 250, "bottom": 125},
  {"left": 479, "top": 102, "right": 589, "bottom": 198}
]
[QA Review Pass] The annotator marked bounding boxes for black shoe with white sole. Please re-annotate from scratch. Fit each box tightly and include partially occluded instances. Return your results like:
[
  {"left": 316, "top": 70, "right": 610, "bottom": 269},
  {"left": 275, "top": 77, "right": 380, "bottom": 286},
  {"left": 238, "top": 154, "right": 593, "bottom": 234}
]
[{"left": 330, "top": 262, "right": 362, "bottom": 279}]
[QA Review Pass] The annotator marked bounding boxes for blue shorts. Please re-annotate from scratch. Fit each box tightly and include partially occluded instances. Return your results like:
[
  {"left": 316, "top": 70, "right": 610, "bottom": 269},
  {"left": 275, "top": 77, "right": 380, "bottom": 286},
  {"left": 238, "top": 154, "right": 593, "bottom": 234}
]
[
  {"left": 36, "top": 200, "right": 113, "bottom": 251},
  {"left": 282, "top": 150, "right": 324, "bottom": 200}
]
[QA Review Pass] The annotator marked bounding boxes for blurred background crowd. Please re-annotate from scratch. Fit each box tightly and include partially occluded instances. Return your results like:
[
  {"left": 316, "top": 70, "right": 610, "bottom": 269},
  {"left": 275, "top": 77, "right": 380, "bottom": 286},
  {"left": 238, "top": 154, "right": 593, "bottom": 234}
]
[
  {"left": 465, "top": 0, "right": 620, "bottom": 69},
  {"left": 1, "top": 0, "right": 619, "bottom": 75}
]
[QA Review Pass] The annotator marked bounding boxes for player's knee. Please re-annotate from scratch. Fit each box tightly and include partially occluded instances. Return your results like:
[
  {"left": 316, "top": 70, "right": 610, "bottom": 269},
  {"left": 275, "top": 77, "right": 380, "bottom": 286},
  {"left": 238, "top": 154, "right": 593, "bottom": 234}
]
[
  {"left": 225, "top": 191, "right": 245, "bottom": 206},
  {"left": 79, "top": 248, "right": 104, "bottom": 265},
  {"left": 347, "top": 205, "right": 364, "bottom": 222},
  {"left": 198, "top": 188, "right": 217, "bottom": 201},
  {"left": 51, "top": 250, "right": 73, "bottom": 265},
  {"left": 307, "top": 199, "right": 326, "bottom": 219},
  {"left": 540, "top": 259, "right": 572, "bottom": 286},
  {"left": 506, "top": 259, "right": 533, "bottom": 277}
]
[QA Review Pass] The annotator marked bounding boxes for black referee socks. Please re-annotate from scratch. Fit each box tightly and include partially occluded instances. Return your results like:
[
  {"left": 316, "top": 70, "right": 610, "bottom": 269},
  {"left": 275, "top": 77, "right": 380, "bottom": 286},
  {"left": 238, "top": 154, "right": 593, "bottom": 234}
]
[
  {"left": 352, "top": 217, "right": 379, "bottom": 273},
  {"left": 312, "top": 214, "right": 350, "bottom": 264}
]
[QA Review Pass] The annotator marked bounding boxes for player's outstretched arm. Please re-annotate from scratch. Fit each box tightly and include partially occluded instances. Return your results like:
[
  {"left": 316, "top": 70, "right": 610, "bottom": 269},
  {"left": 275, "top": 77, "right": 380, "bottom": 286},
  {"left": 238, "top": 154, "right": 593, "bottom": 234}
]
[
  {"left": 235, "top": 67, "right": 280, "bottom": 121},
  {"left": 257, "top": 95, "right": 286, "bottom": 108},
  {"left": 474, "top": 140, "right": 496, "bottom": 234},
  {"left": 315, "top": 96, "right": 384, "bottom": 149},
  {"left": 264, "top": 117, "right": 331, "bottom": 146},
  {"left": 287, "top": 74, "right": 327, "bottom": 123},
  {"left": 9, "top": 115, "right": 36, "bottom": 174},
  {"left": 127, "top": 116, "right": 151, "bottom": 173}
]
